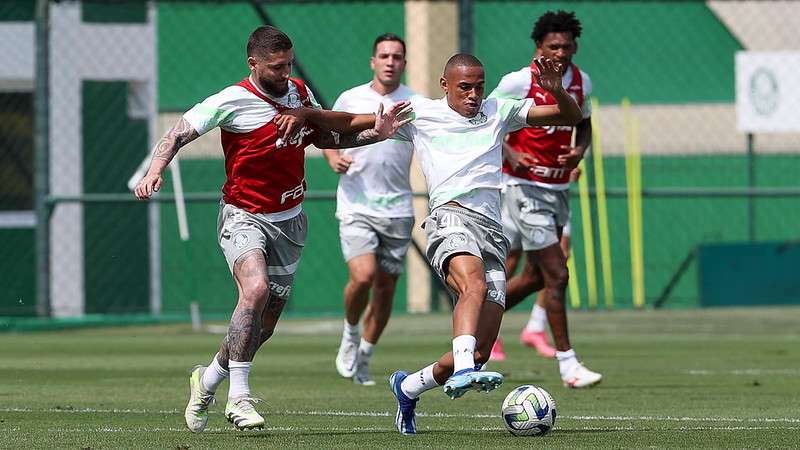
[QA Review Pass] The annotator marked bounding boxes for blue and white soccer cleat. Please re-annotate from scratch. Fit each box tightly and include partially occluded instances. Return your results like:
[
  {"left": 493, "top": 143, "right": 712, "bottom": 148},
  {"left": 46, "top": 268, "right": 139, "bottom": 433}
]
[
  {"left": 389, "top": 370, "right": 418, "bottom": 435},
  {"left": 443, "top": 368, "right": 503, "bottom": 399}
]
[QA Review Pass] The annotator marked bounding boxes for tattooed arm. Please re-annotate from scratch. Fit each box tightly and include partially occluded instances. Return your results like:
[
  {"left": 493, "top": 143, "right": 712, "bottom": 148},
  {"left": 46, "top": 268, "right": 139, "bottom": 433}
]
[
  {"left": 134, "top": 118, "right": 199, "bottom": 200},
  {"left": 313, "top": 102, "right": 412, "bottom": 149}
]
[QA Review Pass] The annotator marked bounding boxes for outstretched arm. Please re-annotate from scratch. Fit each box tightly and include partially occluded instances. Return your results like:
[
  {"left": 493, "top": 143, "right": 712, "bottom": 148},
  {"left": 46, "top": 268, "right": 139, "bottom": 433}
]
[
  {"left": 314, "top": 102, "right": 412, "bottom": 149},
  {"left": 275, "top": 100, "right": 411, "bottom": 139},
  {"left": 525, "top": 57, "right": 582, "bottom": 127},
  {"left": 134, "top": 118, "right": 199, "bottom": 199}
]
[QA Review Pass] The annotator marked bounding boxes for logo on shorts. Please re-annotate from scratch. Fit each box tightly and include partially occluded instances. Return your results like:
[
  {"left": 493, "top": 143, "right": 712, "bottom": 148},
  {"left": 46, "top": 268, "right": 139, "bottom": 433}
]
[
  {"left": 269, "top": 281, "right": 292, "bottom": 298},
  {"left": 447, "top": 234, "right": 468, "bottom": 250},
  {"left": 532, "top": 228, "right": 546, "bottom": 244},
  {"left": 233, "top": 233, "right": 249, "bottom": 249}
]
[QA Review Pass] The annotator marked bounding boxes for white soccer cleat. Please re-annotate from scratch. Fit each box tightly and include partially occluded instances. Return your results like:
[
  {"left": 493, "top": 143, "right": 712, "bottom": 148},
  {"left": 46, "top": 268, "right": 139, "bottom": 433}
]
[
  {"left": 562, "top": 363, "right": 603, "bottom": 388},
  {"left": 336, "top": 338, "right": 359, "bottom": 378},
  {"left": 225, "top": 396, "right": 265, "bottom": 430},
  {"left": 352, "top": 353, "right": 376, "bottom": 386},
  {"left": 184, "top": 365, "right": 215, "bottom": 433}
]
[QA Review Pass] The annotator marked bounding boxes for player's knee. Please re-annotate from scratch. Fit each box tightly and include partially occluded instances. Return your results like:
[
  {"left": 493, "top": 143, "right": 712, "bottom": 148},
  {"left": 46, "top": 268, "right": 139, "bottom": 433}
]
[
  {"left": 240, "top": 279, "right": 269, "bottom": 305},
  {"left": 551, "top": 267, "right": 569, "bottom": 289},
  {"left": 350, "top": 269, "right": 376, "bottom": 289},
  {"left": 462, "top": 278, "right": 487, "bottom": 301}
]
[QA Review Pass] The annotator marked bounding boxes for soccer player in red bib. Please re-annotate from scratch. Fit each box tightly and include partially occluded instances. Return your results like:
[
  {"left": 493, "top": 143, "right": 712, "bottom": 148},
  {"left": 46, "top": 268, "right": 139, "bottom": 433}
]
[
  {"left": 134, "top": 26, "right": 409, "bottom": 432},
  {"left": 489, "top": 11, "right": 602, "bottom": 388}
]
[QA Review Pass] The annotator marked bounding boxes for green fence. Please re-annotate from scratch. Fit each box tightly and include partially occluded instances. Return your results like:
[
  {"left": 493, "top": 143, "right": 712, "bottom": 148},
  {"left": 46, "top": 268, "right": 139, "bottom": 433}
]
[{"left": 1, "top": 0, "right": 798, "bottom": 321}]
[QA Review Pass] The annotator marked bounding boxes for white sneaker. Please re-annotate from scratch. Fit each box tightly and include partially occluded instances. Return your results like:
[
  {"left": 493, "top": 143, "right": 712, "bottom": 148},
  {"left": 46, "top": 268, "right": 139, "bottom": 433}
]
[
  {"left": 352, "top": 352, "right": 375, "bottom": 386},
  {"left": 184, "top": 365, "right": 215, "bottom": 433},
  {"left": 225, "top": 396, "right": 265, "bottom": 430},
  {"left": 335, "top": 337, "right": 358, "bottom": 378},
  {"left": 562, "top": 363, "right": 603, "bottom": 388}
]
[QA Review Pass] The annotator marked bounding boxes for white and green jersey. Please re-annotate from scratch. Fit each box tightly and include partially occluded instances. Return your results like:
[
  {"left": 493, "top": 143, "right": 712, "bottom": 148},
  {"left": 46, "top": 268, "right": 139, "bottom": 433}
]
[
  {"left": 332, "top": 82, "right": 417, "bottom": 218},
  {"left": 394, "top": 96, "right": 533, "bottom": 224}
]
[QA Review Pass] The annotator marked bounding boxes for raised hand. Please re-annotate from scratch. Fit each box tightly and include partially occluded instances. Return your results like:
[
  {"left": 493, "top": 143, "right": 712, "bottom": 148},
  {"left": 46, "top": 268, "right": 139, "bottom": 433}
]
[
  {"left": 533, "top": 57, "right": 564, "bottom": 94},
  {"left": 373, "top": 101, "right": 413, "bottom": 140}
]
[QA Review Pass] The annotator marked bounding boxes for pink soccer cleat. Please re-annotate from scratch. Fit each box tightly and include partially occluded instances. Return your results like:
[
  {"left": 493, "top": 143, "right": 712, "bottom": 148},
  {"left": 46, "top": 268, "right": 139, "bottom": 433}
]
[
  {"left": 489, "top": 338, "right": 506, "bottom": 362},
  {"left": 519, "top": 329, "right": 557, "bottom": 359}
]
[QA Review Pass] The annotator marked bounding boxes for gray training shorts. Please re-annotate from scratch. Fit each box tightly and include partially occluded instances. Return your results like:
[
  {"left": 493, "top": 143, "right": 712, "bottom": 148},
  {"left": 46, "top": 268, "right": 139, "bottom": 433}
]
[
  {"left": 502, "top": 184, "right": 570, "bottom": 251},
  {"left": 422, "top": 205, "right": 509, "bottom": 309},
  {"left": 338, "top": 213, "right": 414, "bottom": 275},
  {"left": 217, "top": 201, "right": 307, "bottom": 300}
]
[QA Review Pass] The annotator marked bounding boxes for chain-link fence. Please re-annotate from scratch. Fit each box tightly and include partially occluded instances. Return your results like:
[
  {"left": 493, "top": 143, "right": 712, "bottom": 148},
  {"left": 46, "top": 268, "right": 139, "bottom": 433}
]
[{"left": 1, "top": 0, "right": 798, "bottom": 322}]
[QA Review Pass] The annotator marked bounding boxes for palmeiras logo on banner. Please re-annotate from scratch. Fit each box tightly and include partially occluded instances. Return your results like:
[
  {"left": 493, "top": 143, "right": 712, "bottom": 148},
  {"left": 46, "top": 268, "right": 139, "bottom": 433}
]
[{"left": 749, "top": 67, "right": 779, "bottom": 117}]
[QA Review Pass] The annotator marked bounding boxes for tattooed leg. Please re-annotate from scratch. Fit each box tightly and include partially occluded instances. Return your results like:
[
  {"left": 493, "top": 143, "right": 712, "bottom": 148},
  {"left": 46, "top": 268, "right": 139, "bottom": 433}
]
[
  {"left": 222, "top": 249, "right": 270, "bottom": 363},
  {"left": 256, "top": 295, "right": 288, "bottom": 349}
]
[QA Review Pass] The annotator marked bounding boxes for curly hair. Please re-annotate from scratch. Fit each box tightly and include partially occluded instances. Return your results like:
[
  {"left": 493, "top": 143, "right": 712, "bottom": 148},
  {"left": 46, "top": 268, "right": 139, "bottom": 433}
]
[{"left": 531, "top": 10, "right": 582, "bottom": 44}]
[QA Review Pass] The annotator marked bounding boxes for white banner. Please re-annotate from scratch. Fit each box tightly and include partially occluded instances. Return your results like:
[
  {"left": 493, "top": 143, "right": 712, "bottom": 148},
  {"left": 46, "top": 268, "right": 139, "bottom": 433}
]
[{"left": 736, "top": 51, "right": 800, "bottom": 133}]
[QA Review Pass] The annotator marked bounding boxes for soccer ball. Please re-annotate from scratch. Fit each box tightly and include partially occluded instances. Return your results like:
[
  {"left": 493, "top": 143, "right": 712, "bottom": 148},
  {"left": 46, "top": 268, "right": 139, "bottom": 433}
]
[{"left": 501, "top": 385, "right": 557, "bottom": 436}]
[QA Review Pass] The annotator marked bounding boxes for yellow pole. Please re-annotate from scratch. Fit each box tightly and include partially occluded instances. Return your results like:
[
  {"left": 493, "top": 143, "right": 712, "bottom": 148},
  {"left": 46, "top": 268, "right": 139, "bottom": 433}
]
[
  {"left": 590, "top": 97, "right": 615, "bottom": 309},
  {"left": 567, "top": 245, "right": 581, "bottom": 308},
  {"left": 623, "top": 98, "right": 646, "bottom": 308},
  {"left": 632, "top": 116, "right": 646, "bottom": 308},
  {"left": 577, "top": 158, "right": 598, "bottom": 309}
]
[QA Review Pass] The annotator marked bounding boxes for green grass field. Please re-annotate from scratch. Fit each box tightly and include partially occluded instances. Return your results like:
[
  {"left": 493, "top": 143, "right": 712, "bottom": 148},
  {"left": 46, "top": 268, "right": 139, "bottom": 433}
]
[{"left": 1, "top": 307, "right": 799, "bottom": 449}]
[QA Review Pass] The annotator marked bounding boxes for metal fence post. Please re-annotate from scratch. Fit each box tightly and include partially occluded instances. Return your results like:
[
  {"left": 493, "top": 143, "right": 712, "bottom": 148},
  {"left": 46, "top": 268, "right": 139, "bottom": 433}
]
[
  {"left": 34, "top": 0, "right": 50, "bottom": 317},
  {"left": 458, "top": 0, "right": 473, "bottom": 54}
]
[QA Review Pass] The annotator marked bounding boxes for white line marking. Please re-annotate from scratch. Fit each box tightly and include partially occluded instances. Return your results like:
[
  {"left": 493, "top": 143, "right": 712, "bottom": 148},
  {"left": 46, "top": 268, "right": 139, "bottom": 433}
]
[
  {"left": 3, "top": 408, "right": 800, "bottom": 424},
  {"left": 686, "top": 368, "right": 800, "bottom": 376},
  {"left": 34, "top": 425, "right": 800, "bottom": 433}
]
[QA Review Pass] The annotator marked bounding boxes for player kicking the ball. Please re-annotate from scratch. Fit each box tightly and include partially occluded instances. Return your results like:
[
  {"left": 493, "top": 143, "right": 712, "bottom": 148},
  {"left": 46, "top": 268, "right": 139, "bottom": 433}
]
[{"left": 386, "top": 53, "right": 581, "bottom": 434}]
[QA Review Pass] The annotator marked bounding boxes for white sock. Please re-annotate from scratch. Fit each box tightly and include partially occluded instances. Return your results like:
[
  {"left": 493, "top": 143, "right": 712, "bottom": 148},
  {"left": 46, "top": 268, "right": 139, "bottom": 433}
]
[
  {"left": 525, "top": 304, "right": 548, "bottom": 333},
  {"left": 228, "top": 360, "right": 252, "bottom": 400},
  {"left": 400, "top": 363, "right": 439, "bottom": 399},
  {"left": 358, "top": 338, "right": 374, "bottom": 364},
  {"left": 201, "top": 353, "right": 229, "bottom": 393},
  {"left": 343, "top": 319, "right": 359, "bottom": 343},
  {"left": 452, "top": 335, "right": 477, "bottom": 373},
  {"left": 556, "top": 349, "right": 579, "bottom": 379}
]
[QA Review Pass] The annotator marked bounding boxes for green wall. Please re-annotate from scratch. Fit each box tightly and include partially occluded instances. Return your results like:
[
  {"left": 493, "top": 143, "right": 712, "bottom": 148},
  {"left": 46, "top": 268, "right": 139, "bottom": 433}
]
[
  {"left": 157, "top": 2, "right": 406, "bottom": 111},
  {"left": 82, "top": 81, "right": 150, "bottom": 314},
  {"left": 475, "top": 2, "right": 742, "bottom": 104},
  {"left": 0, "top": 229, "right": 35, "bottom": 316}
]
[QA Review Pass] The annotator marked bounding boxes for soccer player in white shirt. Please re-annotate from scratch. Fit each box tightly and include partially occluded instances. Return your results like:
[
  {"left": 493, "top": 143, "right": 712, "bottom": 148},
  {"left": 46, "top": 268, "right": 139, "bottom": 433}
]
[
  {"left": 323, "top": 34, "right": 417, "bottom": 386},
  {"left": 387, "top": 53, "right": 581, "bottom": 435}
]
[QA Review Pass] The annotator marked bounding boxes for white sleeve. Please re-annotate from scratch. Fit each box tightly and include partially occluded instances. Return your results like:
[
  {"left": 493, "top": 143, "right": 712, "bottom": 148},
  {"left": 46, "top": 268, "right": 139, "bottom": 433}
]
[
  {"left": 498, "top": 98, "right": 535, "bottom": 132},
  {"left": 306, "top": 86, "right": 323, "bottom": 109},
  {"left": 182, "top": 86, "right": 240, "bottom": 136},
  {"left": 489, "top": 69, "right": 531, "bottom": 100},
  {"left": 580, "top": 71, "right": 593, "bottom": 119},
  {"left": 331, "top": 92, "right": 347, "bottom": 112},
  {"left": 392, "top": 122, "right": 413, "bottom": 142}
]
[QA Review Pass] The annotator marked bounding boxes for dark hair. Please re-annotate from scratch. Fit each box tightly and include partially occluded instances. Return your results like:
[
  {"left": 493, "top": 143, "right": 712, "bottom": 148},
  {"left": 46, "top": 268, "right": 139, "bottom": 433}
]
[
  {"left": 247, "top": 26, "right": 292, "bottom": 57},
  {"left": 531, "top": 10, "right": 582, "bottom": 44},
  {"left": 444, "top": 53, "right": 483, "bottom": 74},
  {"left": 373, "top": 33, "right": 406, "bottom": 56}
]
